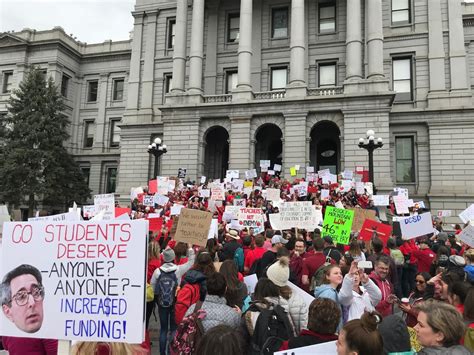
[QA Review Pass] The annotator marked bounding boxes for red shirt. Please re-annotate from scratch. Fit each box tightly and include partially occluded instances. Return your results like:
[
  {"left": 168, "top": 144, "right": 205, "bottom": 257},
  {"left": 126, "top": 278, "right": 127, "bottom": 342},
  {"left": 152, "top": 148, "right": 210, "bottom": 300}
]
[
  {"left": 244, "top": 246, "right": 267, "bottom": 271},
  {"left": 412, "top": 248, "right": 436, "bottom": 273},
  {"left": 302, "top": 253, "right": 333, "bottom": 279},
  {"left": 2, "top": 337, "right": 57, "bottom": 355}
]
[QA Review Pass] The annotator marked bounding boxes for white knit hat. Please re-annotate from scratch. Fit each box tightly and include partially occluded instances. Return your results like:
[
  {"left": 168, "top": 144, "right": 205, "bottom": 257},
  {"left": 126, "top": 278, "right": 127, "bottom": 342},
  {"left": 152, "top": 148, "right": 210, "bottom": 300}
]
[{"left": 266, "top": 257, "right": 290, "bottom": 287}]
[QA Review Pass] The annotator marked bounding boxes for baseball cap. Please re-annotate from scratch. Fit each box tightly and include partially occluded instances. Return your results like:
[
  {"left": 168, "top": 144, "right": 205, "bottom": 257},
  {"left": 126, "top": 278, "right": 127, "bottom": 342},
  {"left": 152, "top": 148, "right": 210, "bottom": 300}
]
[{"left": 271, "top": 235, "right": 288, "bottom": 245}]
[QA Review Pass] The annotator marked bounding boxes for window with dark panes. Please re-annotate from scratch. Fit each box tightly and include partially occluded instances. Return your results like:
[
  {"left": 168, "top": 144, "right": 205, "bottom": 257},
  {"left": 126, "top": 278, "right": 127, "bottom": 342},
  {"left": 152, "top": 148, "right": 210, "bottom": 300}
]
[
  {"left": 167, "top": 18, "right": 176, "bottom": 48},
  {"left": 113, "top": 79, "right": 124, "bottom": 101},
  {"left": 110, "top": 119, "right": 121, "bottom": 147},
  {"left": 2, "top": 72, "right": 13, "bottom": 93},
  {"left": 272, "top": 7, "right": 289, "bottom": 38},
  {"left": 396, "top": 137, "right": 415, "bottom": 183},
  {"left": 393, "top": 57, "right": 412, "bottom": 101},
  {"left": 271, "top": 67, "right": 288, "bottom": 90},
  {"left": 81, "top": 167, "right": 90, "bottom": 186},
  {"left": 319, "top": 1, "right": 336, "bottom": 33},
  {"left": 392, "top": 0, "right": 410, "bottom": 25},
  {"left": 61, "top": 74, "right": 70, "bottom": 97},
  {"left": 87, "top": 81, "right": 98, "bottom": 102},
  {"left": 83, "top": 121, "right": 95, "bottom": 148},
  {"left": 319, "top": 63, "right": 336, "bottom": 87},
  {"left": 227, "top": 13, "right": 240, "bottom": 43},
  {"left": 225, "top": 70, "right": 238, "bottom": 94},
  {"left": 106, "top": 167, "right": 118, "bottom": 193},
  {"left": 164, "top": 74, "right": 173, "bottom": 94}
]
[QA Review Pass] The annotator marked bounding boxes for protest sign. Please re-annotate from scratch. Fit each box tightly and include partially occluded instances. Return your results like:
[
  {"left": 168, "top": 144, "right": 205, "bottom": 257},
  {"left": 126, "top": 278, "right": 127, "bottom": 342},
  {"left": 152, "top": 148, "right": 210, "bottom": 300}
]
[
  {"left": 200, "top": 176, "right": 206, "bottom": 184},
  {"left": 115, "top": 207, "right": 131, "bottom": 218},
  {"left": 290, "top": 167, "right": 297, "bottom": 176},
  {"left": 359, "top": 219, "right": 392, "bottom": 244},
  {"left": 243, "top": 274, "right": 258, "bottom": 296},
  {"left": 0, "top": 207, "right": 10, "bottom": 235},
  {"left": 342, "top": 170, "right": 353, "bottom": 180},
  {"left": 157, "top": 176, "right": 169, "bottom": 195},
  {"left": 211, "top": 186, "right": 225, "bottom": 201},
  {"left": 318, "top": 168, "right": 330, "bottom": 177},
  {"left": 174, "top": 209, "right": 213, "bottom": 247},
  {"left": 244, "top": 180, "right": 254, "bottom": 188},
  {"left": 393, "top": 195, "right": 410, "bottom": 214},
  {"left": 0, "top": 220, "right": 148, "bottom": 343},
  {"left": 273, "top": 164, "right": 282, "bottom": 172},
  {"left": 266, "top": 188, "right": 281, "bottom": 201},
  {"left": 168, "top": 179, "right": 176, "bottom": 191},
  {"left": 372, "top": 195, "right": 389, "bottom": 206},
  {"left": 82, "top": 205, "right": 95, "bottom": 219},
  {"left": 394, "top": 187, "right": 409, "bottom": 198},
  {"left": 231, "top": 179, "right": 244, "bottom": 191},
  {"left": 260, "top": 160, "right": 271, "bottom": 168},
  {"left": 320, "top": 189, "right": 330, "bottom": 199},
  {"left": 437, "top": 210, "right": 452, "bottom": 218},
  {"left": 459, "top": 204, "right": 474, "bottom": 223},
  {"left": 335, "top": 201, "right": 344, "bottom": 209},
  {"left": 306, "top": 173, "right": 318, "bottom": 182},
  {"left": 277, "top": 202, "right": 321, "bottom": 230},
  {"left": 170, "top": 204, "right": 185, "bottom": 216},
  {"left": 225, "top": 170, "right": 239, "bottom": 179},
  {"left": 153, "top": 194, "right": 169, "bottom": 206},
  {"left": 238, "top": 208, "right": 265, "bottom": 234},
  {"left": 322, "top": 206, "right": 354, "bottom": 245},
  {"left": 274, "top": 341, "right": 336, "bottom": 355},
  {"left": 355, "top": 182, "right": 365, "bottom": 195},
  {"left": 199, "top": 189, "right": 210, "bottom": 198},
  {"left": 364, "top": 182, "right": 374, "bottom": 196},
  {"left": 207, "top": 219, "right": 218, "bottom": 240},
  {"left": 269, "top": 213, "right": 284, "bottom": 230},
  {"left": 177, "top": 168, "right": 186, "bottom": 178},
  {"left": 233, "top": 199, "right": 246, "bottom": 207},
  {"left": 348, "top": 208, "right": 377, "bottom": 232},
  {"left": 306, "top": 166, "right": 314, "bottom": 173},
  {"left": 130, "top": 187, "right": 143, "bottom": 201},
  {"left": 245, "top": 169, "right": 258, "bottom": 179},
  {"left": 28, "top": 212, "right": 79, "bottom": 223},
  {"left": 93, "top": 194, "right": 115, "bottom": 220},
  {"left": 399, "top": 213, "right": 433, "bottom": 239},
  {"left": 294, "top": 184, "right": 308, "bottom": 197},
  {"left": 142, "top": 195, "right": 154, "bottom": 207},
  {"left": 340, "top": 180, "right": 353, "bottom": 192},
  {"left": 459, "top": 225, "right": 474, "bottom": 247},
  {"left": 224, "top": 206, "right": 241, "bottom": 221},
  {"left": 148, "top": 179, "right": 157, "bottom": 194},
  {"left": 267, "top": 170, "right": 275, "bottom": 176}
]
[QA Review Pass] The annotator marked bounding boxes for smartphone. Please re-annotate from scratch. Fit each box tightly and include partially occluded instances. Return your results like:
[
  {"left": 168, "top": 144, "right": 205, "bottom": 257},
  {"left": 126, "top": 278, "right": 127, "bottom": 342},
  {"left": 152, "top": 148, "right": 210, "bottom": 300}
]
[{"left": 357, "top": 260, "right": 373, "bottom": 269}]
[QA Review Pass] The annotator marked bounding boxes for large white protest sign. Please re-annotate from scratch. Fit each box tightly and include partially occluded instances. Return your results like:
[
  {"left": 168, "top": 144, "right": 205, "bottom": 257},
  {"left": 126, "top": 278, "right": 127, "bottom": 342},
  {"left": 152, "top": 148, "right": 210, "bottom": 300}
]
[
  {"left": 355, "top": 182, "right": 365, "bottom": 195},
  {"left": 199, "top": 189, "right": 210, "bottom": 198},
  {"left": 273, "top": 164, "right": 282, "bottom": 172},
  {"left": 94, "top": 194, "right": 115, "bottom": 220},
  {"left": 244, "top": 274, "right": 258, "bottom": 296},
  {"left": 238, "top": 208, "right": 265, "bottom": 234},
  {"left": 260, "top": 160, "right": 271, "bottom": 168},
  {"left": 277, "top": 202, "right": 321, "bottom": 230},
  {"left": 0, "top": 220, "right": 148, "bottom": 343},
  {"left": 399, "top": 213, "right": 433, "bottom": 239},
  {"left": 225, "top": 170, "right": 239, "bottom": 179},
  {"left": 342, "top": 170, "right": 353, "bottom": 180},
  {"left": 207, "top": 219, "right": 218, "bottom": 240},
  {"left": 459, "top": 204, "right": 474, "bottom": 223},
  {"left": 393, "top": 195, "right": 410, "bottom": 214},
  {"left": 459, "top": 225, "right": 474, "bottom": 247},
  {"left": 28, "top": 212, "right": 80, "bottom": 223},
  {"left": 223, "top": 206, "right": 241, "bottom": 221},
  {"left": 372, "top": 195, "right": 389, "bottom": 206},
  {"left": 274, "top": 341, "right": 337, "bottom": 355},
  {"left": 245, "top": 169, "right": 257, "bottom": 179}
]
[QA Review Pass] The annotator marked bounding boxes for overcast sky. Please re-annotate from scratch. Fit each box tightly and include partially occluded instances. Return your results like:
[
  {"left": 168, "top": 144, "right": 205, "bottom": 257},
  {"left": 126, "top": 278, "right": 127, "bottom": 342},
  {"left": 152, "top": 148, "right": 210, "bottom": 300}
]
[{"left": 0, "top": 0, "right": 135, "bottom": 44}]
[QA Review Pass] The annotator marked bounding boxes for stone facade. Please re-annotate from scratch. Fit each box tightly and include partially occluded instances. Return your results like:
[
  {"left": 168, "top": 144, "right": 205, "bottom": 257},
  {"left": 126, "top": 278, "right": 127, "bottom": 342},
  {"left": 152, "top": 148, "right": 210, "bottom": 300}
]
[{"left": 1, "top": 0, "right": 474, "bottom": 225}]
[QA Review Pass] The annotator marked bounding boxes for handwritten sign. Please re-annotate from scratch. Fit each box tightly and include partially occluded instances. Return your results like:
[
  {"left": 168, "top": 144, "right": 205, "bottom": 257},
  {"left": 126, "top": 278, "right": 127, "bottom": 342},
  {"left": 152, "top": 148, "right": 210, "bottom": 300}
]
[
  {"left": 348, "top": 208, "right": 377, "bottom": 232},
  {"left": 211, "top": 187, "right": 225, "bottom": 201},
  {"left": 225, "top": 170, "right": 239, "bottom": 179},
  {"left": 238, "top": 208, "right": 265, "bottom": 234},
  {"left": 322, "top": 206, "right": 354, "bottom": 245},
  {"left": 277, "top": 202, "right": 321, "bottom": 230},
  {"left": 260, "top": 160, "right": 271, "bottom": 168},
  {"left": 0, "top": 220, "right": 148, "bottom": 343},
  {"left": 399, "top": 212, "right": 433, "bottom": 240},
  {"left": 393, "top": 195, "right": 410, "bottom": 215},
  {"left": 372, "top": 195, "right": 389, "bottom": 206},
  {"left": 142, "top": 195, "right": 154, "bottom": 207},
  {"left": 157, "top": 176, "right": 169, "bottom": 195},
  {"left": 459, "top": 225, "right": 474, "bottom": 247},
  {"left": 174, "top": 208, "right": 213, "bottom": 247},
  {"left": 94, "top": 194, "right": 115, "bottom": 220},
  {"left": 153, "top": 194, "right": 169, "bottom": 206},
  {"left": 459, "top": 204, "right": 474, "bottom": 223},
  {"left": 28, "top": 212, "right": 79, "bottom": 223},
  {"left": 82, "top": 205, "right": 95, "bottom": 219},
  {"left": 266, "top": 188, "right": 280, "bottom": 201},
  {"left": 233, "top": 199, "right": 246, "bottom": 207}
]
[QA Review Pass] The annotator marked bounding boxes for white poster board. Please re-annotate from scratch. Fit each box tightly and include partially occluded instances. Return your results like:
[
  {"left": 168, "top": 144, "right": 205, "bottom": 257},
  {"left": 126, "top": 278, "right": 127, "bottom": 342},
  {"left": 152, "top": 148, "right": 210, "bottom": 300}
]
[
  {"left": 278, "top": 202, "right": 321, "bottom": 230},
  {"left": 459, "top": 204, "right": 474, "bottom": 223},
  {"left": 399, "top": 213, "right": 433, "bottom": 239},
  {"left": 0, "top": 220, "right": 148, "bottom": 343},
  {"left": 274, "top": 341, "right": 337, "bottom": 355},
  {"left": 93, "top": 194, "right": 115, "bottom": 220},
  {"left": 459, "top": 225, "right": 474, "bottom": 247},
  {"left": 266, "top": 188, "right": 281, "bottom": 201},
  {"left": 372, "top": 195, "right": 389, "bottom": 206},
  {"left": 28, "top": 212, "right": 80, "bottom": 223},
  {"left": 393, "top": 195, "right": 410, "bottom": 214},
  {"left": 142, "top": 195, "right": 154, "bottom": 207}
]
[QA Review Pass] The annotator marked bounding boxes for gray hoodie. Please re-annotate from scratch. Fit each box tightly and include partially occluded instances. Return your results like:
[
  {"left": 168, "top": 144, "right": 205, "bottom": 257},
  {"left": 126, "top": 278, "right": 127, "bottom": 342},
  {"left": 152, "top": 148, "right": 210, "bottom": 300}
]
[
  {"left": 417, "top": 345, "right": 472, "bottom": 355},
  {"left": 150, "top": 247, "right": 195, "bottom": 290}
]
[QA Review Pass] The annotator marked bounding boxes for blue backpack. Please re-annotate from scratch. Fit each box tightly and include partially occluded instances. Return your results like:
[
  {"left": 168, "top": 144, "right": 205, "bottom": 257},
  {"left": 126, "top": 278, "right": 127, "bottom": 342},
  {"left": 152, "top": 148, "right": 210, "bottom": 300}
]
[
  {"left": 234, "top": 247, "right": 244, "bottom": 273},
  {"left": 154, "top": 268, "right": 178, "bottom": 308}
]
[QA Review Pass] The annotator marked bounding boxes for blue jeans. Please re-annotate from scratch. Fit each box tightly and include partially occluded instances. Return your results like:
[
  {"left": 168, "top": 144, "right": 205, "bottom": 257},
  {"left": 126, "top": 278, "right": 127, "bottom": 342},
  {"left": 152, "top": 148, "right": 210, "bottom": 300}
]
[{"left": 158, "top": 305, "right": 176, "bottom": 355}]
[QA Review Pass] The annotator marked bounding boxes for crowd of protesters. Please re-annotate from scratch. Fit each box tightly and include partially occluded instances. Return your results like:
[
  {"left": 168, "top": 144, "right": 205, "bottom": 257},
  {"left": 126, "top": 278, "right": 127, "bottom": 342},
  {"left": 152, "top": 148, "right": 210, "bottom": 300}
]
[{"left": 2, "top": 171, "right": 474, "bottom": 354}]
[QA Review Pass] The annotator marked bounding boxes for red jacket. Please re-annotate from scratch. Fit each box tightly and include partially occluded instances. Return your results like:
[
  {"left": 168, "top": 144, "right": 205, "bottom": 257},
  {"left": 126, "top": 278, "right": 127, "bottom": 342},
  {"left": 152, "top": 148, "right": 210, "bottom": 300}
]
[
  {"left": 174, "top": 283, "right": 200, "bottom": 325},
  {"left": 369, "top": 271, "right": 394, "bottom": 317},
  {"left": 412, "top": 248, "right": 436, "bottom": 273},
  {"left": 400, "top": 240, "right": 418, "bottom": 265}
]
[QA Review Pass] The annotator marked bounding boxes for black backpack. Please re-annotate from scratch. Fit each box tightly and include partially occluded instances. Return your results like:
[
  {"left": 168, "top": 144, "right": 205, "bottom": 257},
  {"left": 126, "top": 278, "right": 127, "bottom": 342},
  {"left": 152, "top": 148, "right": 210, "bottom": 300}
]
[
  {"left": 154, "top": 268, "right": 178, "bottom": 308},
  {"left": 249, "top": 303, "right": 294, "bottom": 355}
]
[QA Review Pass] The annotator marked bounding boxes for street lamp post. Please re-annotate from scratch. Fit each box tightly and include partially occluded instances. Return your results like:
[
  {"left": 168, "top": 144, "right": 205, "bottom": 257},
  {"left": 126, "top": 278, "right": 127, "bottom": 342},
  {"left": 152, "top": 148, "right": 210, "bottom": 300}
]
[
  {"left": 358, "top": 129, "right": 383, "bottom": 188},
  {"left": 147, "top": 137, "right": 167, "bottom": 178}
]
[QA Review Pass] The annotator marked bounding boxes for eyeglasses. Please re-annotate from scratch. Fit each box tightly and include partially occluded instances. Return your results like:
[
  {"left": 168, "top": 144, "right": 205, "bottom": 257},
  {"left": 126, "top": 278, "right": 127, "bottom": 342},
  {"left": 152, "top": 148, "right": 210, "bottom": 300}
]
[
  {"left": 10, "top": 285, "right": 44, "bottom": 307},
  {"left": 415, "top": 280, "right": 425, "bottom": 284}
]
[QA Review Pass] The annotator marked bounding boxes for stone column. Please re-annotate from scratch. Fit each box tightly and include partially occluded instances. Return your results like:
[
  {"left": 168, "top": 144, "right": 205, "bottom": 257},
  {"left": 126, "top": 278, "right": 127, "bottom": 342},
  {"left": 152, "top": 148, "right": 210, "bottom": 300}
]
[
  {"left": 428, "top": 0, "right": 446, "bottom": 91},
  {"left": 125, "top": 12, "right": 144, "bottom": 112},
  {"left": 93, "top": 73, "right": 109, "bottom": 150},
  {"left": 346, "top": 0, "right": 363, "bottom": 80},
  {"left": 447, "top": 0, "right": 468, "bottom": 90},
  {"left": 289, "top": 0, "right": 305, "bottom": 88},
  {"left": 366, "top": 0, "right": 384, "bottom": 79},
  {"left": 235, "top": 0, "right": 253, "bottom": 98},
  {"left": 188, "top": 0, "right": 205, "bottom": 95},
  {"left": 229, "top": 117, "right": 251, "bottom": 170},
  {"left": 171, "top": 0, "right": 188, "bottom": 93},
  {"left": 284, "top": 113, "right": 307, "bottom": 178},
  {"left": 141, "top": 11, "right": 158, "bottom": 112}
]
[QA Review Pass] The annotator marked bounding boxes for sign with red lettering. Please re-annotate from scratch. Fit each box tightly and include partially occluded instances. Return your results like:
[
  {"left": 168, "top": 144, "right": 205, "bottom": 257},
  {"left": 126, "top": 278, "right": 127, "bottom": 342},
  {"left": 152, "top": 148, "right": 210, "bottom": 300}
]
[{"left": 0, "top": 220, "right": 148, "bottom": 343}]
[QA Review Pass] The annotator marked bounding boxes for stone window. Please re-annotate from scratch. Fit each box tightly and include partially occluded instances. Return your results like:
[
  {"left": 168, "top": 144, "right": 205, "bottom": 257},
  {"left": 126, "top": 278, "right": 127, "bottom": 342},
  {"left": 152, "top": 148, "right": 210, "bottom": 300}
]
[
  {"left": 227, "top": 13, "right": 240, "bottom": 43},
  {"left": 105, "top": 167, "right": 118, "bottom": 193},
  {"left": 392, "top": 57, "right": 413, "bottom": 101},
  {"left": 167, "top": 18, "right": 176, "bottom": 49},
  {"left": 164, "top": 74, "right": 173, "bottom": 94},
  {"left": 318, "top": 62, "right": 337, "bottom": 87},
  {"left": 109, "top": 119, "right": 121, "bottom": 147},
  {"left": 392, "top": 0, "right": 410, "bottom": 25},
  {"left": 225, "top": 69, "right": 238, "bottom": 94},
  {"left": 80, "top": 166, "right": 90, "bottom": 187},
  {"left": 395, "top": 136, "right": 415, "bottom": 183},
  {"left": 87, "top": 80, "right": 98, "bottom": 102},
  {"left": 319, "top": 0, "right": 336, "bottom": 33},
  {"left": 271, "top": 66, "right": 288, "bottom": 90},
  {"left": 272, "top": 7, "right": 289, "bottom": 39},
  {"left": 61, "top": 74, "right": 70, "bottom": 98},
  {"left": 113, "top": 78, "right": 124, "bottom": 101},
  {"left": 2, "top": 71, "right": 13, "bottom": 93},
  {"left": 83, "top": 121, "right": 95, "bottom": 148}
]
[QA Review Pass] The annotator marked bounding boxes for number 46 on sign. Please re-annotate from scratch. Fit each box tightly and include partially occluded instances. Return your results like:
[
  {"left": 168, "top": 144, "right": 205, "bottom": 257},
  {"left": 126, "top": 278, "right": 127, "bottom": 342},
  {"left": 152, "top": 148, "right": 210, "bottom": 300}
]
[{"left": 321, "top": 206, "right": 354, "bottom": 245}]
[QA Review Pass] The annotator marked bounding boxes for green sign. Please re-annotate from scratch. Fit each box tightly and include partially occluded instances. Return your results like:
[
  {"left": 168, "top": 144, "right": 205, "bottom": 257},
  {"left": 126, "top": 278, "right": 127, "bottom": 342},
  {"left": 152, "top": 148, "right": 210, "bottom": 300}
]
[{"left": 322, "top": 206, "right": 354, "bottom": 245}]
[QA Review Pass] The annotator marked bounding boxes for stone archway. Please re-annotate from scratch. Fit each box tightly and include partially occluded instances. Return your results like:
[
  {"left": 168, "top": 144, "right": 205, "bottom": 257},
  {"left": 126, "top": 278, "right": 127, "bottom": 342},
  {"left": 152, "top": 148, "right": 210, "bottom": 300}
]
[
  {"left": 310, "top": 120, "right": 341, "bottom": 174},
  {"left": 254, "top": 123, "right": 283, "bottom": 171},
  {"left": 204, "top": 126, "right": 229, "bottom": 179}
]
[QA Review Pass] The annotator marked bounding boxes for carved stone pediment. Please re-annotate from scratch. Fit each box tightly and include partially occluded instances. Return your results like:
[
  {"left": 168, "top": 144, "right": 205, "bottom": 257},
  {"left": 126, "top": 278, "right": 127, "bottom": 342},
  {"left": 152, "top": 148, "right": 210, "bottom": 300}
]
[{"left": 0, "top": 33, "right": 28, "bottom": 47}]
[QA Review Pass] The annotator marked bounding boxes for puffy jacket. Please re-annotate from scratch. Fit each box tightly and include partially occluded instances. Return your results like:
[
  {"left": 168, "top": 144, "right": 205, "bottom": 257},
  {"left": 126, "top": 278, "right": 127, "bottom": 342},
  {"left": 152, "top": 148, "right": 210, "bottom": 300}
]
[
  {"left": 338, "top": 273, "right": 381, "bottom": 322},
  {"left": 282, "top": 290, "right": 308, "bottom": 333},
  {"left": 174, "top": 269, "right": 207, "bottom": 324},
  {"left": 314, "top": 284, "right": 342, "bottom": 329},
  {"left": 465, "top": 265, "right": 474, "bottom": 283}
]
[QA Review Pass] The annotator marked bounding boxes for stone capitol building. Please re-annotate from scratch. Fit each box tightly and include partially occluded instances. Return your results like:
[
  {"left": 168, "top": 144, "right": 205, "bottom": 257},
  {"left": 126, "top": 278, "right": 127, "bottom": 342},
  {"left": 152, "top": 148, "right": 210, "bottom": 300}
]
[{"left": 0, "top": 0, "right": 474, "bottom": 222}]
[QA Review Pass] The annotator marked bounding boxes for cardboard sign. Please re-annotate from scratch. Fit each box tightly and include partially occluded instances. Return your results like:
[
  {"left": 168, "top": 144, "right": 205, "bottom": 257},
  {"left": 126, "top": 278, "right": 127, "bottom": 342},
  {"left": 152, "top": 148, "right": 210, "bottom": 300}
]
[
  {"left": 459, "top": 204, "right": 474, "bottom": 223},
  {"left": 322, "top": 206, "right": 354, "bottom": 245},
  {"left": 372, "top": 195, "right": 389, "bottom": 206},
  {"left": 359, "top": 219, "right": 392, "bottom": 244},
  {"left": 0, "top": 220, "right": 148, "bottom": 343},
  {"left": 142, "top": 195, "right": 154, "bottom": 207},
  {"left": 459, "top": 225, "right": 474, "bottom": 247},
  {"left": 94, "top": 194, "right": 115, "bottom": 220},
  {"left": 211, "top": 187, "right": 225, "bottom": 201},
  {"left": 266, "top": 188, "right": 280, "bottom": 201},
  {"left": 174, "top": 209, "right": 213, "bottom": 247},
  {"left": 277, "top": 202, "right": 322, "bottom": 230},
  {"left": 348, "top": 208, "right": 377, "bottom": 232},
  {"left": 157, "top": 176, "right": 169, "bottom": 195},
  {"left": 393, "top": 195, "right": 410, "bottom": 215},
  {"left": 399, "top": 213, "right": 434, "bottom": 240},
  {"left": 238, "top": 208, "right": 264, "bottom": 234}
]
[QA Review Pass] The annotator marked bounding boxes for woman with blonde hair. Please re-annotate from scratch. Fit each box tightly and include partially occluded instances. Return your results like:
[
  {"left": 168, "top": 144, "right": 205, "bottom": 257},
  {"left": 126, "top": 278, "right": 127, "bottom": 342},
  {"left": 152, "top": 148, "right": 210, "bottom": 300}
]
[{"left": 71, "top": 342, "right": 149, "bottom": 355}]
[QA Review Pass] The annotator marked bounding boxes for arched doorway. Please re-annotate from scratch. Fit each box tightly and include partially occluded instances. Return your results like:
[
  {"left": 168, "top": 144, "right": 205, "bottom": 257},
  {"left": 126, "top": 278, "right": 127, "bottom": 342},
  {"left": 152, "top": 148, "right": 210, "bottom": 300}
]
[
  {"left": 204, "top": 126, "right": 229, "bottom": 179},
  {"left": 310, "top": 121, "right": 341, "bottom": 174},
  {"left": 255, "top": 124, "right": 283, "bottom": 171}
]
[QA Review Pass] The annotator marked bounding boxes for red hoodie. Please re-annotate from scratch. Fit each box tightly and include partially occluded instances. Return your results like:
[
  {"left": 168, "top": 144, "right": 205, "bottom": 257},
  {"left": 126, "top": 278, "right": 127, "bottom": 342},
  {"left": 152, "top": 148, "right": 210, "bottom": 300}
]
[{"left": 369, "top": 271, "right": 394, "bottom": 317}]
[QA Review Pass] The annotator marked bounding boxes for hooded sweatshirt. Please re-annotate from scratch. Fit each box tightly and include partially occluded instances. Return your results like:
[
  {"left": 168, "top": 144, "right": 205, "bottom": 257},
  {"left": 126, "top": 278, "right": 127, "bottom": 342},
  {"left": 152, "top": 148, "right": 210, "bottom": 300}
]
[
  {"left": 174, "top": 269, "right": 207, "bottom": 324},
  {"left": 465, "top": 264, "right": 474, "bottom": 283},
  {"left": 314, "top": 284, "right": 342, "bottom": 329}
]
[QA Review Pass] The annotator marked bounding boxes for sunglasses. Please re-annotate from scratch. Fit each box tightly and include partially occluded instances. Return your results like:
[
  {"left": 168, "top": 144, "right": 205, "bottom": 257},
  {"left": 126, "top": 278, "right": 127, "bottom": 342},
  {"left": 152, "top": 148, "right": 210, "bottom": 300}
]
[{"left": 415, "top": 280, "right": 425, "bottom": 284}]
